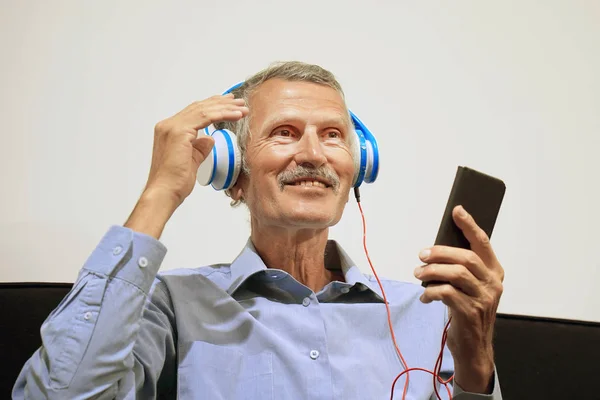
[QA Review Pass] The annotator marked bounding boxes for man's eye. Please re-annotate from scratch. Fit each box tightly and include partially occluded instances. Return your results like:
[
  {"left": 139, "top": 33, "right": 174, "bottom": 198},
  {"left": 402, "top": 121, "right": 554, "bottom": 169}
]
[
  {"left": 327, "top": 131, "right": 340, "bottom": 138},
  {"left": 275, "top": 129, "right": 293, "bottom": 137}
]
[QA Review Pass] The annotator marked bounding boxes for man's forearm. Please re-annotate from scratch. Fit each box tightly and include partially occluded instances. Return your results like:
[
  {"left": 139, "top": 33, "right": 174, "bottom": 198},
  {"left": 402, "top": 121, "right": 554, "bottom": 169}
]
[{"left": 125, "top": 188, "right": 179, "bottom": 239}]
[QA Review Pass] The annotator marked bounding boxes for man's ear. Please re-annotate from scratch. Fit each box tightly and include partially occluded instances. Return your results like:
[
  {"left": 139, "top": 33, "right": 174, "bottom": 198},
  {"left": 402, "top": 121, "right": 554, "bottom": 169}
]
[{"left": 230, "top": 173, "right": 247, "bottom": 202}]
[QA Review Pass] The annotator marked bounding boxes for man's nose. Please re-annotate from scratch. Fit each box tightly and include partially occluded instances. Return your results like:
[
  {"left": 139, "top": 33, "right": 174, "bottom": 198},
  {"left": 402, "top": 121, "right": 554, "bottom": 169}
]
[{"left": 294, "top": 130, "right": 327, "bottom": 168}]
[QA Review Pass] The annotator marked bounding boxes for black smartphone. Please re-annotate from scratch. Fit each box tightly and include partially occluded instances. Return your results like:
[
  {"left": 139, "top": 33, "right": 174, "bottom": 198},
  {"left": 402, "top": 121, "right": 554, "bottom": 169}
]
[{"left": 422, "top": 166, "right": 506, "bottom": 287}]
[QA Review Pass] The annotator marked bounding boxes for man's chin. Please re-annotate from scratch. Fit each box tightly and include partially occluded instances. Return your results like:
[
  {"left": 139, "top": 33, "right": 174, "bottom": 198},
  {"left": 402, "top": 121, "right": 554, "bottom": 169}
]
[{"left": 279, "top": 208, "right": 343, "bottom": 229}]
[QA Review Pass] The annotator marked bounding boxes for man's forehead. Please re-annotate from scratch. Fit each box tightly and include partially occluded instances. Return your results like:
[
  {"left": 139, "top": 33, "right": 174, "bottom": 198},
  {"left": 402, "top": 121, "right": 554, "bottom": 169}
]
[
  {"left": 249, "top": 79, "right": 350, "bottom": 125},
  {"left": 261, "top": 111, "right": 350, "bottom": 128}
]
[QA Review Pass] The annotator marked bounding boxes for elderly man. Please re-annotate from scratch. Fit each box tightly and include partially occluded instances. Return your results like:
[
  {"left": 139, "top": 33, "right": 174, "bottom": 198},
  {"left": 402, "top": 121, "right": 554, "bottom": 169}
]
[{"left": 14, "top": 62, "right": 503, "bottom": 399}]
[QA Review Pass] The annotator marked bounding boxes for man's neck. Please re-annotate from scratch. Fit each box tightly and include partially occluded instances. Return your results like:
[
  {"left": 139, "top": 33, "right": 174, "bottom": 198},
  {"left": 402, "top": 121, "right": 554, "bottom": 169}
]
[{"left": 250, "top": 219, "right": 343, "bottom": 293}]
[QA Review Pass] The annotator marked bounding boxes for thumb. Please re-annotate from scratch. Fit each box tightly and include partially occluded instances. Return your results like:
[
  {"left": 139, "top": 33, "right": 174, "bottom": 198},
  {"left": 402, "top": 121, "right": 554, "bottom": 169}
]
[
  {"left": 452, "top": 205, "right": 499, "bottom": 269},
  {"left": 191, "top": 136, "right": 215, "bottom": 167}
]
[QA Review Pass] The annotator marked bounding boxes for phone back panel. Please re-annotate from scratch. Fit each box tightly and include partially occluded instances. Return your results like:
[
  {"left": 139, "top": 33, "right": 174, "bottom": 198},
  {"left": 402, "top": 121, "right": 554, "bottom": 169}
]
[{"left": 434, "top": 166, "right": 506, "bottom": 249}]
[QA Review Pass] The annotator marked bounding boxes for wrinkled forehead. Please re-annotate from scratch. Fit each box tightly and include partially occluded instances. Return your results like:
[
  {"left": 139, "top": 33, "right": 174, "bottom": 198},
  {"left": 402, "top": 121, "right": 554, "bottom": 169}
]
[{"left": 248, "top": 79, "right": 352, "bottom": 129}]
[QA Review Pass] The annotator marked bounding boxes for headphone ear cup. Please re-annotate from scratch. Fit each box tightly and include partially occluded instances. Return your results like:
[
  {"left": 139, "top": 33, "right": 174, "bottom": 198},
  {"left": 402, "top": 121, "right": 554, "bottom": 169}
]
[
  {"left": 348, "top": 110, "right": 379, "bottom": 186},
  {"left": 196, "top": 132, "right": 216, "bottom": 187},
  {"left": 350, "top": 130, "right": 360, "bottom": 185},
  {"left": 353, "top": 129, "right": 368, "bottom": 187},
  {"left": 363, "top": 132, "right": 379, "bottom": 184},
  {"left": 226, "top": 132, "right": 242, "bottom": 190},
  {"left": 362, "top": 139, "right": 375, "bottom": 184},
  {"left": 196, "top": 129, "right": 241, "bottom": 190}
]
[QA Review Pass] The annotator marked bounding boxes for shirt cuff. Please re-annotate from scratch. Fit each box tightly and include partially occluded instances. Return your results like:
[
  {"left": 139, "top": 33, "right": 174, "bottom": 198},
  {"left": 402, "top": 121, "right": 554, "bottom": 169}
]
[
  {"left": 453, "top": 368, "right": 502, "bottom": 399},
  {"left": 82, "top": 225, "right": 167, "bottom": 293}
]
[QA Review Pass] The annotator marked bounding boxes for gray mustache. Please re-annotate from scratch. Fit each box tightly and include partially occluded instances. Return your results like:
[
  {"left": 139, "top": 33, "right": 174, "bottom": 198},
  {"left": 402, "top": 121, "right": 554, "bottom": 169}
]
[{"left": 278, "top": 165, "right": 341, "bottom": 193}]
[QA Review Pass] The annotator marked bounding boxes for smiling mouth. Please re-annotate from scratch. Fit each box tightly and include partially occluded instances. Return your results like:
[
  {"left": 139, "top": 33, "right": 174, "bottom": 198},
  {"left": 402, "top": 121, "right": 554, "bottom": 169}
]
[{"left": 285, "top": 179, "right": 331, "bottom": 189}]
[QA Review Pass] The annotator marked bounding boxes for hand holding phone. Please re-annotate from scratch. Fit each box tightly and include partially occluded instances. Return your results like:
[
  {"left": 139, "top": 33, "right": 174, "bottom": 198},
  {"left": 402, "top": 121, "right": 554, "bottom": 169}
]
[
  {"left": 421, "top": 166, "right": 506, "bottom": 287},
  {"left": 416, "top": 166, "right": 506, "bottom": 392}
]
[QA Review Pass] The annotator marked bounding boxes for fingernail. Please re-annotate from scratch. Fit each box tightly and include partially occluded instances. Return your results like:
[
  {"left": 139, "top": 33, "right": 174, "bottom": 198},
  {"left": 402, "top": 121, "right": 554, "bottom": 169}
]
[
  {"left": 458, "top": 205, "right": 467, "bottom": 218},
  {"left": 419, "top": 248, "right": 431, "bottom": 260},
  {"left": 414, "top": 267, "right": 423, "bottom": 278},
  {"left": 419, "top": 294, "right": 425, "bottom": 302}
]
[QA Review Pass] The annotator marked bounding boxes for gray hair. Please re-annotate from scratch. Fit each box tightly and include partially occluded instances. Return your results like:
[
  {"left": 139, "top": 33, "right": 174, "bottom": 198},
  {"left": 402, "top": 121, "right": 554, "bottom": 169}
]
[{"left": 214, "top": 61, "right": 355, "bottom": 206}]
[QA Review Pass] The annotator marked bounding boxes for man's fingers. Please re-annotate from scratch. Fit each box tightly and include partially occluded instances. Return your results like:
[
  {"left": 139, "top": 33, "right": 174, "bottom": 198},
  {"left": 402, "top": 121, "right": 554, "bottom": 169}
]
[
  {"left": 210, "top": 96, "right": 246, "bottom": 107},
  {"left": 231, "top": 98, "right": 247, "bottom": 105},
  {"left": 187, "top": 106, "right": 249, "bottom": 131},
  {"left": 178, "top": 95, "right": 247, "bottom": 121},
  {"left": 414, "top": 263, "right": 481, "bottom": 297},
  {"left": 420, "top": 283, "right": 471, "bottom": 312},
  {"left": 191, "top": 136, "right": 215, "bottom": 166},
  {"left": 211, "top": 95, "right": 245, "bottom": 107},
  {"left": 452, "top": 205, "right": 501, "bottom": 270},
  {"left": 419, "top": 246, "right": 489, "bottom": 281}
]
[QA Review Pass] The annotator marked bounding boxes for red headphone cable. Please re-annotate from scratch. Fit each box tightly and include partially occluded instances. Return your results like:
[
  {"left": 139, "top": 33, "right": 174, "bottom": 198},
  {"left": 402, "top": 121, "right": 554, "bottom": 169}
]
[{"left": 354, "top": 188, "right": 454, "bottom": 400}]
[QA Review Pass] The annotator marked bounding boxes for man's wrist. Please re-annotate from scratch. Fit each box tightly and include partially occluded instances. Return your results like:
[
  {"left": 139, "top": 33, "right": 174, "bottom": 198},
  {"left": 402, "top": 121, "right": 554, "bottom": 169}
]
[
  {"left": 124, "top": 187, "right": 179, "bottom": 239},
  {"left": 453, "top": 354, "right": 495, "bottom": 394}
]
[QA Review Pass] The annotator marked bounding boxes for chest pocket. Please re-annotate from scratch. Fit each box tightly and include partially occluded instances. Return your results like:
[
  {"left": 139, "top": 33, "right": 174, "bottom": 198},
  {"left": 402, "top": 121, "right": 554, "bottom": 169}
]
[{"left": 178, "top": 341, "right": 273, "bottom": 400}]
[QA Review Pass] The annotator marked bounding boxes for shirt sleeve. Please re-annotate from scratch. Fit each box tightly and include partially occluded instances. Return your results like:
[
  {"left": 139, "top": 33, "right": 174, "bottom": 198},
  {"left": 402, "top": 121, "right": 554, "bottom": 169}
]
[{"left": 12, "top": 225, "right": 176, "bottom": 400}]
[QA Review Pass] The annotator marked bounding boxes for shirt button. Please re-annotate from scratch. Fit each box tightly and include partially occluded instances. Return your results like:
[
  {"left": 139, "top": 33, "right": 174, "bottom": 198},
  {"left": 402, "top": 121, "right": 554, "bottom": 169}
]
[
  {"left": 84, "top": 312, "right": 92, "bottom": 320},
  {"left": 309, "top": 350, "right": 320, "bottom": 360},
  {"left": 340, "top": 287, "right": 350, "bottom": 294},
  {"left": 302, "top": 297, "right": 311, "bottom": 307},
  {"left": 113, "top": 246, "right": 123, "bottom": 255},
  {"left": 269, "top": 271, "right": 280, "bottom": 279},
  {"left": 138, "top": 256, "right": 148, "bottom": 268}
]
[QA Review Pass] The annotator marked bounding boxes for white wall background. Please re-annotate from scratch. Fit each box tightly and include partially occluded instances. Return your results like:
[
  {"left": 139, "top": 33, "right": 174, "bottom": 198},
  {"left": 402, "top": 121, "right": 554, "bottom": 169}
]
[{"left": 1, "top": 1, "right": 599, "bottom": 322}]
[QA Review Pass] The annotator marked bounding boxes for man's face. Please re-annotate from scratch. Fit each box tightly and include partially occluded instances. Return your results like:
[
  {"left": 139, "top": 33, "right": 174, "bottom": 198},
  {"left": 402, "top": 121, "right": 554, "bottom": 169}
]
[{"left": 236, "top": 78, "right": 355, "bottom": 230}]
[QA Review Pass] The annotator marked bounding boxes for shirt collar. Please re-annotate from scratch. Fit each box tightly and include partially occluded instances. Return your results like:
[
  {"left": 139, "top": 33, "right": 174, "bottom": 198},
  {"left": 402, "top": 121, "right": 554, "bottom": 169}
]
[
  {"left": 332, "top": 243, "right": 385, "bottom": 302},
  {"left": 227, "top": 239, "right": 267, "bottom": 295},
  {"left": 227, "top": 238, "right": 385, "bottom": 302}
]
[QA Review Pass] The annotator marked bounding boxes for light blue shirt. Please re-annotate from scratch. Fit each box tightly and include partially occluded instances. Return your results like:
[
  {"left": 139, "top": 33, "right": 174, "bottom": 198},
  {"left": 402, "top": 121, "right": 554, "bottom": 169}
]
[{"left": 13, "top": 226, "right": 501, "bottom": 399}]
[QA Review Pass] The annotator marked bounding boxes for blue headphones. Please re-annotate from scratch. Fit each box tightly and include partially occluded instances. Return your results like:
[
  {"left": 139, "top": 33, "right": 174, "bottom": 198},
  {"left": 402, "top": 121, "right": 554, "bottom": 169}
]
[{"left": 196, "top": 83, "right": 380, "bottom": 190}]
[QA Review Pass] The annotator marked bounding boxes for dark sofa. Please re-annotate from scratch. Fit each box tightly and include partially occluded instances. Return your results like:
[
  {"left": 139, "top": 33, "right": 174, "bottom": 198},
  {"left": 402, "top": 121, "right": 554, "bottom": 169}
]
[{"left": 1, "top": 283, "right": 598, "bottom": 399}]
